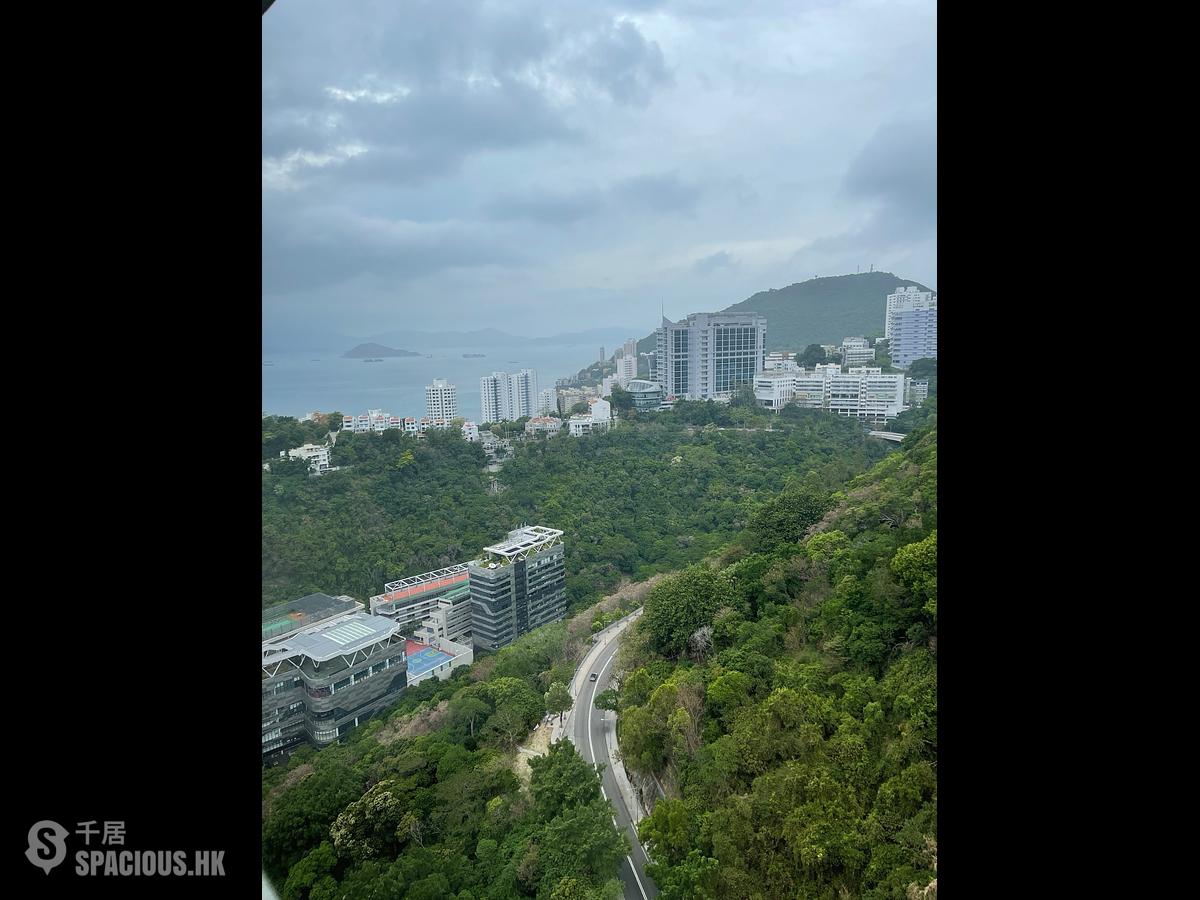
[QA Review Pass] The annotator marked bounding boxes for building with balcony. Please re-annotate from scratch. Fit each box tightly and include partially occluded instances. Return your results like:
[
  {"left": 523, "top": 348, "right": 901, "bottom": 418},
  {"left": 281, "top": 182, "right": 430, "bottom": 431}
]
[
  {"left": 525, "top": 416, "right": 562, "bottom": 437},
  {"left": 753, "top": 366, "right": 907, "bottom": 425},
  {"left": 480, "top": 370, "right": 539, "bottom": 422},
  {"left": 840, "top": 337, "right": 876, "bottom": 367},
  {"left": 568, "top": 398, "right": 612, "bottom": 436},
  {"left": 426, "top": 379, "right": 459, "bottom": 421},
  {"left": 469, "top": 526, "right": 566, "bottom": 651},
  {"left": 262, "top": 593, "right": 407, "bottom": 762},
  {"left": 655, "top": 311, "right": 767, "bottom": 400},
  {"left": 281, "top": 443, "right": 331, "bottom": 472}
]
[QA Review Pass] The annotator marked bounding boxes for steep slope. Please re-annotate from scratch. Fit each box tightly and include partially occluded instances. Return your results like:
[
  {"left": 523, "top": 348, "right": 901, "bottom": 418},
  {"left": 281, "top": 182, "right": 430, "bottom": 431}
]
[{"left": 615, "top": 416, "right": 937, "bottom": 899}]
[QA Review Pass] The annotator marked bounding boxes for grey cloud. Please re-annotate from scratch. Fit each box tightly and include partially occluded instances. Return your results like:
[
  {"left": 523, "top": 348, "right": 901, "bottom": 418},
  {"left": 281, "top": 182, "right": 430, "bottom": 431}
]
[
  {"left": 843, "top": 115, "right": 937, "bottom": 229},
  {"left": 262, "top": 204, "right": 522, "bottom": 295},
  {"left": 263, "top": 1, "right": 668, "bottom": 193},
  {"left": 263, "top": 0, "right": 937, "bottom": 337},
  {"left": 693, "top": 251, "right": 737, "bottom": 274},
  {"left": 574, "top": 20, "right": 671, "bottom": 107},
  {"left": 484, "top": 186, "right": 607, "bottom": 224},
  {"left": 798, "top": 113, "right": 937, "bottom": 263},
  {"left": 614, "top": 172, "right": 702, "bottom": 215},
  {"left": 482, "top": 171, "right": 703, "bottom": 224}
]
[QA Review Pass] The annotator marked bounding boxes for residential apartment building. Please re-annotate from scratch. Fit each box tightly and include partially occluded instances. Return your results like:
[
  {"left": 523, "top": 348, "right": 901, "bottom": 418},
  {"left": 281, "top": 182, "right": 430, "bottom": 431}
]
[
  {"left": 556, "top": 386, "right": 597, "bottom": 416},
  {"left": 655, "top": 312, "right": 767, "bottom": 400},
  {"left": 885, "top": 286, "right": 935, "bottom": 338},
  {"left": 525, "top": 416, "right": 562, "bottom": 437},
  {"left": 262, "top": 594, "right": 407, "bottom": 762},
  {"left": 906, "top": 378, "right": 930, "bottom": 407},
  {"left": 342, "top": 411, "right": 402, "bottom": 434},
  {"left": 537, "top": 389, "right": 558, "bottom": 416},
  {"left": 480, "top": 369, "right": 539, "bottom": 422},
  {"left": 765, "top": 352, "right": 799, "bottom": 371},
  {"left": 568, "top": 398, "right": 612, "bottom": 436},
  {"left": 753, "top": 366, "right": 907, "bottom": 425},
  {"left": 469, "top": 526, "right": 566, "bottom": 651},
  {"left": 426, "top": 379, "right": 459, "bottom": 421},
  {"left": 281, "top": 443, "right": 331, "bottom": 472},
  {"left": 840, "top": 337, "right": 876, "bottom": 367},
  {"left": 889, "top": 302, "right": 937, "bottom": 368},
  {"left": 616, "top": 338, "right": 638, "bottom": 383}
]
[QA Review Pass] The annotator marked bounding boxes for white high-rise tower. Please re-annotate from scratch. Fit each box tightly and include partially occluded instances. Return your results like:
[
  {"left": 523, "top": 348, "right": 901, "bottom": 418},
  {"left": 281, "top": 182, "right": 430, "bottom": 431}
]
[{"left": 425, "top": 379, "right": 458, "bottom": 420}]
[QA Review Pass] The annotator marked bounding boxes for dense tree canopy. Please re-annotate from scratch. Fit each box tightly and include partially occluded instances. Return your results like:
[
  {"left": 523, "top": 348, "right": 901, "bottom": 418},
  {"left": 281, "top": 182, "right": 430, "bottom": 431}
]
[
  {"left": 615, "top": 422, "right": 938, "bottom": 899},
  {"left": 263, "top": 413, "right": 887, "bottom": 608}
]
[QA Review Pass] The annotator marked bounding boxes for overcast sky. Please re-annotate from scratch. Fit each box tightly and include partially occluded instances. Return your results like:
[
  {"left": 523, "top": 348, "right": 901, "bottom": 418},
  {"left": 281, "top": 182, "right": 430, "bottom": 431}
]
[{"left": 263, "top": 0, "right": 936, "bottom": 341}]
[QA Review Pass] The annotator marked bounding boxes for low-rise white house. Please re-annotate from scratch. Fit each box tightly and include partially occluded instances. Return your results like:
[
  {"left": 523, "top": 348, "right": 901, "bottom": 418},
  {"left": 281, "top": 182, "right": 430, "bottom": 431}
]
[
  {"left": 525, "top": 416, "right": 562, "bottom": 437},
  {"left": 461, "top": 421, "right": 480, "bottom": 442},
  {"left": 568, "top": 398, "right": 612, "bottom": 436},
  {"left": 281, "top": 443, "right": 331, "bottom": 472}
]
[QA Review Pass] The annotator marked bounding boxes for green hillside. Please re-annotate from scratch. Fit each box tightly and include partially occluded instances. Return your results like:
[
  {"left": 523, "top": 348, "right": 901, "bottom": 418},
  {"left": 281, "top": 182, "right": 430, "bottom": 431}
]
[{"left": 636, "top": 272, "right": 932, "bottom": 356}]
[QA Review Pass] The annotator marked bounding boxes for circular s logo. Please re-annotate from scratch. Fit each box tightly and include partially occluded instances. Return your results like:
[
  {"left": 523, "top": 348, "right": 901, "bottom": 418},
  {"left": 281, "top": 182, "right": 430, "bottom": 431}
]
[{"left": 26, "top": 820, "right": 68, "bottom": 874}]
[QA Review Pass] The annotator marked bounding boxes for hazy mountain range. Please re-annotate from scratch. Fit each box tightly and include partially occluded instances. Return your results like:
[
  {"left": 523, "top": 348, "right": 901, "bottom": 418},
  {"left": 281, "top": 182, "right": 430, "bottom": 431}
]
[{"left": 265, "top": 272, "right": 931, "bottom": 356}]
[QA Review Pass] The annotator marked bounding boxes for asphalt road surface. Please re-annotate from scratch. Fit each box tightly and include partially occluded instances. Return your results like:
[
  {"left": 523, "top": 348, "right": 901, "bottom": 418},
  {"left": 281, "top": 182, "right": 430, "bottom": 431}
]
[{"left": 571, "top": 632, "right": 659, "bottom": 900}]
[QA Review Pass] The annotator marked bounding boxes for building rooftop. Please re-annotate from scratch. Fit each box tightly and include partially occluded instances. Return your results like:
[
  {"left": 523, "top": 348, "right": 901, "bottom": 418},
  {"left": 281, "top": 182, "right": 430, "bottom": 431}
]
[
  {"left": 262, "top": 593, "right": 362, "bottom": 643},
  {"left": 263, "top": 613, "right": 400, "bottom": 671},
  {"left": 382, "top": 563, "right": 469, "bottom": 597},
  {"left": 282, "top": 614, "right": 398, "bottom": 661},
  {"left": 480, "top": 525, "right": 564, "bottom": 561}
]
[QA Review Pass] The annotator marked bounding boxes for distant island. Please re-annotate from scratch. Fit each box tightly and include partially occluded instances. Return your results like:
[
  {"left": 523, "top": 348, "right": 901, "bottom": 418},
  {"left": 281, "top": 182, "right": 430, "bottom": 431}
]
[
  {"left": 462, "top": 353, "right": 486, "bottom": 358},
  {"left": 342, "top": 343, "right": 420, "bottom": 359}
]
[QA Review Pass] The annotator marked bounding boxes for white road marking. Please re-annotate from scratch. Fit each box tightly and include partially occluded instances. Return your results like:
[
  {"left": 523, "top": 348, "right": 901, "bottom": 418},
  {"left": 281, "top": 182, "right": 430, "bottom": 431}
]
[
  {"left": 627, "top": 855, "right": 649, "bottom": 900},
  {"left": 571, "top": 614, "right": 652, "bottom": 899}
]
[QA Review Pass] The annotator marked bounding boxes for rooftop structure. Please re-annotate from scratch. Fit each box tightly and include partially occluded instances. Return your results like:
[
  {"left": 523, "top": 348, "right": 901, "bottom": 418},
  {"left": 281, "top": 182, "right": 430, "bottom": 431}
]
[
  {"left": 479, "top": 525, "right": 564, "bottom": 565},
  {"left": 381, "top": 564, "right": 470, "bottom": 602},
  {"left": 262, "top": 596, "right": 408, "bottom": 762},
  {"left": 262, "top": 593, "right": 361, "bottom": 643},
  {"left": 470, "top": 525, "right": 567, "bottom": 650}
]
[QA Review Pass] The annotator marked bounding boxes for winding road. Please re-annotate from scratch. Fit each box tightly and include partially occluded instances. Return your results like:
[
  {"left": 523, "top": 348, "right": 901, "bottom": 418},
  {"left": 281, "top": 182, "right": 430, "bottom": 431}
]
[{"left": 565, "top": 613, "right": 659, "bottom": 900}]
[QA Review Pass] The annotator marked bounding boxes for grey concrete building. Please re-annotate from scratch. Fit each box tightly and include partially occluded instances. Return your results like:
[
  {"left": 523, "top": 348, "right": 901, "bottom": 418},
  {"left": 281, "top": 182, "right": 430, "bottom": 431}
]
[
  {"left": 469, "top": 526, "right": 566, "bottom": 651},
  {"left": 262, "top": 593, "right": 407, "bottom": 763}
]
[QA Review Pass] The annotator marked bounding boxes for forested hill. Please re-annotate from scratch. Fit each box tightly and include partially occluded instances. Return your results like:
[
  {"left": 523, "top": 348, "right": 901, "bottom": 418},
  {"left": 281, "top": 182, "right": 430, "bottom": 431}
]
[
  {"left": 618, "top": 415, "right": 937, "bottom": 899},
  {"left": 260, "top": 417, "right": 936, "bottom": 900},
  {"left": 262, "top": 409, "right": 890, "bottom": 609},
  {"left": 634, "top": 272, "right": 932, "bottom": 356}
]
